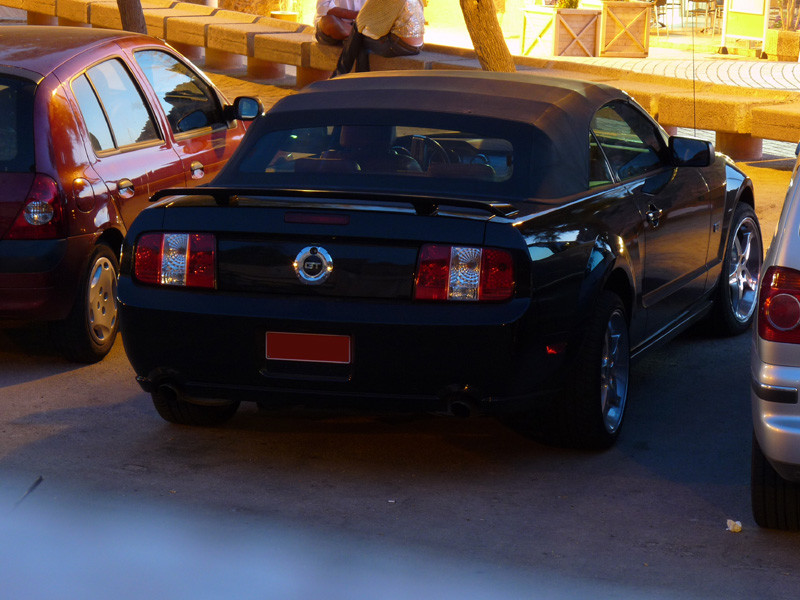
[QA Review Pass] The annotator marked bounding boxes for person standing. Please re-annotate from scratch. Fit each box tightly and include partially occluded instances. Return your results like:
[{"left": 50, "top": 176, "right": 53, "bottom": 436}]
[{"left": 331, "top": 0, "right": 424, "bottom": 76}]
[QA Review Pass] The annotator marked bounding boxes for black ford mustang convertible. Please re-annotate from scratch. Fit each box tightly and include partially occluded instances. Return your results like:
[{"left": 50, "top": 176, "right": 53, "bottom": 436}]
[{"left": 118, "top": 71, "right": 762, "bottom": 448}]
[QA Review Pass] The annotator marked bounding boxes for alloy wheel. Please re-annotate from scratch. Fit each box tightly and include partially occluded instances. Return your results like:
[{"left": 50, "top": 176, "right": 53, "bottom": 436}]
[
  {"left": 728, "top": 215, "right": 762, "bottom": 323},
  {"left": 86, "top": 254, "right": 118, "bottom": 345},
  {"left": 600, "top": 308, "right": 629, "bottom": 434}
]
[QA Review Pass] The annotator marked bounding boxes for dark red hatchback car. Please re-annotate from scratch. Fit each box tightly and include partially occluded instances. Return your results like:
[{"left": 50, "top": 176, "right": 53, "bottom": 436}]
[{"left": 0, "top": 26, "right": 258, "bottom": 362}]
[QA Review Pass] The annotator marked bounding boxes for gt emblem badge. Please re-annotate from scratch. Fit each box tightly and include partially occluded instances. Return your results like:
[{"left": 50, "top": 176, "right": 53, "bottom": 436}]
[{"left": 293, "top": 246, "right": 333, "bottom": 285}]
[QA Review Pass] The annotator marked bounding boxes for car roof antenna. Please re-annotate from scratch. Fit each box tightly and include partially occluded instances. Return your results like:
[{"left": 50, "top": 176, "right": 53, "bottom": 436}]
[{"left": 691, "top": 12, "right": 698, "bottom": 136}]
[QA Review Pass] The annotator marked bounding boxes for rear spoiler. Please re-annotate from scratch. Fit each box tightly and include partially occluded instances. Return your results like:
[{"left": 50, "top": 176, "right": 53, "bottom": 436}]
[{"left": 148, "top": 187, "right": 519, "bottom": 219}]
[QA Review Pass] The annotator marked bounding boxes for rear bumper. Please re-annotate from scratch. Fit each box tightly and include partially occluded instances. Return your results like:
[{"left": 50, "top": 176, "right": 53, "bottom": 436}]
[
  {"left": 119, "top": 281, "right": 571, "bottom": 413},
  {"left": 751, "top": 354, "right": 800, "bottom": 482},
  {"left": 0, "top": 237, "right": 91, "bottom": 321}
]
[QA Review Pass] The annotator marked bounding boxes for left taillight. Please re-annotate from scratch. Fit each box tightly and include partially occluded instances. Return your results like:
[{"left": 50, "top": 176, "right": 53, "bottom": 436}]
[
  {"left": 133, "top": 232, "right": 216, "bottom": 289},
  {"left": 414, "top": 244, "right": 515, "bottom": 302},
  {"left": 758, "top": 265, "right": 800, "bottom": 343},
  {"left": 4, "top": 175, "right": 65, "bottom": 240}
]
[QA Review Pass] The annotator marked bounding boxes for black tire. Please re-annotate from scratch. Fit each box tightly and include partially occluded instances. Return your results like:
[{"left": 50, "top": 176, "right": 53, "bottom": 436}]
[
  {"left": 751, "top": 432, "right": 800, "bottom": 530},
  {"left": 712, "top": 203, "right": 762, "bottom": 336},
  {"left": 539, "top": 291, "right": 630, "bottom": 450},
  {"left": 50, "top": 243, "right": 119, "bottom": 363},
  {"left": 152, "top": 386, "right": 240, "bottom": 427}
]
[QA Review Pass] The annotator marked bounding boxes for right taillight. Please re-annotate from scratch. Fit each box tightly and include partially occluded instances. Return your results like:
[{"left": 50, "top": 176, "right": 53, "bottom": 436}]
[
  {"left": 133, "top": 232, "right": 216, "bottom": 289},
  {"left": 414, "top": 244, "right": 514, "bottom": 302},
  {"left": 758, "top": 265, "right": 800, "bottom": 343}
]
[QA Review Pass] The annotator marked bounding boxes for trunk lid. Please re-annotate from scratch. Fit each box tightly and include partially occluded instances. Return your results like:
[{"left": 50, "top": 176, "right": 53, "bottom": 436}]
[
  {"left": 157, "top": 190, "right": 518, "bottom": 299},
  {"left": 0, "top": 74, "right": 37, "bottom": 239}
]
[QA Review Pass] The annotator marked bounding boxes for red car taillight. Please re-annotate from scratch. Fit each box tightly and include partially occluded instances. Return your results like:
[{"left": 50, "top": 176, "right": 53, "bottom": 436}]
[
  {"left": 133, "top": 232, "right": 216, "bottom": 289},
  {"left": 414, "top": 244, "right": 514, "bottom": 302},
  {"left": 4, "top": 175, "right": 65, "bottom": 240},
  {"left": 758, "top": 265, "right": 800, "bottom": 343}
]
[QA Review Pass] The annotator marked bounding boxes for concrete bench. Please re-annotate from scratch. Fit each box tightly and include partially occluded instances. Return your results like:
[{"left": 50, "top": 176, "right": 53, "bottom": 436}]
[
  {"left": 654, "top": 89, "right": 799, "bottom": 159},
  {"left": 206, "top": 18, "right": 311, "bottom": 77},
  {"left": 752, "top": 102, "right": 800, "bottom": 147},
  {"left": 305, "top": 41, "right": 481, "bottom": 73},
  {"left": 251, "top": 27, "right": 313, "bottom": 79},
  {"left": 142, "top": 4, "right": 218, "bottom": 39},
  {"left": 56, "top": 0, "right": 108, "bottom": 26},
  {"left": 18, "top": 0, "right": 56, "bottom": 24},
  {"left": 165, "top": 9, "right": 262, "bottom": 62},
  {"left": 56, "top": 0, "right": 178, "bottom": 27},
  {"left": 6, "top": 0, "right": 800, "bottom": 159}
]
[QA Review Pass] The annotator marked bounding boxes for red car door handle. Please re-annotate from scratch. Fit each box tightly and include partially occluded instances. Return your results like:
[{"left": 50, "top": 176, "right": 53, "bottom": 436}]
[
  {"left": 118, "top": 178, "right": 135, "bottom": 199},
  {"left": 190, "top": 161, "right": 205, "bottom": 180}
]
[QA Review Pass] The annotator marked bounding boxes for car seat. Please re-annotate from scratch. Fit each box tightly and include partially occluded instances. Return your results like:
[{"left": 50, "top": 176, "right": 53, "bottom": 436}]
[{"left": 325, "top": 125, "right": 422, "bottom": 173}]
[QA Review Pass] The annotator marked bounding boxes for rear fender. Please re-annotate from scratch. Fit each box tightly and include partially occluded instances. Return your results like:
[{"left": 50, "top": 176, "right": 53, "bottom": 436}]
[
  {"left": 566, "top": 235, "right": 638, "bottom": 356},
  {"left": 715, "top": 161, "right": 753, "bottom": 255},
  {"left": 577, "top": 234, "right": 634, "bottom": 323},
  {"left": 523, "top": 230, "right": 623, "bottom": 365},
  {"left": 67, "top": 168, "right": 126, "bottom": 239}
]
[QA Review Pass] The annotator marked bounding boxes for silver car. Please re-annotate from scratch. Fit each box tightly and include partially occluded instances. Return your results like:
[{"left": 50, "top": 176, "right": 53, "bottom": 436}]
[{"left": 751, "top": 149, "right": 800, "bottom": 530}]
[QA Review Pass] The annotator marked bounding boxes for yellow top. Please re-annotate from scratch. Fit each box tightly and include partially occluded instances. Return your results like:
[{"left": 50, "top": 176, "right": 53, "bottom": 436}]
[{"left": 356, "top": 0, "right": 424, "bottom": 41}]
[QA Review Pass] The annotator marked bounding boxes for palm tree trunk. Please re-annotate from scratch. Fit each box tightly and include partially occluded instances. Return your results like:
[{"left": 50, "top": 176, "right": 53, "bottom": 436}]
[
  {"left": 117, "top": 0, "right": 147, "bottom": 34},
  {"left": 459, "top": 0, "right": 516, "bottom": 72}
]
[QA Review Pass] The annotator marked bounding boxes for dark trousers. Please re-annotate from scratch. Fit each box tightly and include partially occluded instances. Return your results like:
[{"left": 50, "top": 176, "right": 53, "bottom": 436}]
[
  {"left": 332, "top": 29, "right": 421, "bottom": 77},
  {"left": 316, "top": 27, "right": 343, "bottom": 46}
]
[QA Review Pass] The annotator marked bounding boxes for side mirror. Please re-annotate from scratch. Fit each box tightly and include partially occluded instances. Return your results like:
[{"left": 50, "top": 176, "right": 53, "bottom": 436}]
[
  {"left": 670, "top": 136, "right": 715, "bottom": 167},
  {"left": 226, "top": 96, "right": 263, "bottom": 121}
]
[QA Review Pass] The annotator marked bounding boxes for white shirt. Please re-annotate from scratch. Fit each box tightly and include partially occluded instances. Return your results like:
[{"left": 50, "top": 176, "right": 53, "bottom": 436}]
[{"left": 315, "top": 0, "right": 366, "bottom": 23}]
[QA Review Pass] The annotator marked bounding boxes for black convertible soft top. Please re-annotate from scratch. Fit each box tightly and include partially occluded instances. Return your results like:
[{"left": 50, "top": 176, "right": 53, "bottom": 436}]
[
  {"left": 280, "top": 70, "right": 624, "bottom": 128},
  {"left": 232, "top": 71, "right": 632, "bottom": 198}
]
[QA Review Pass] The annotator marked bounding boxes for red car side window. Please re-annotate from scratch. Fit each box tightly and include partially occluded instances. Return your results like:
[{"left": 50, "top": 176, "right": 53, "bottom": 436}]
[
  {"left": 134, "top": 49, "right": 225, "bottom": 135},
  {"left": 71, "top": 74, "right": 114, "bottom": 153},
  {"left": 74, "top": 58, "right": 161, "bottom": 150}
]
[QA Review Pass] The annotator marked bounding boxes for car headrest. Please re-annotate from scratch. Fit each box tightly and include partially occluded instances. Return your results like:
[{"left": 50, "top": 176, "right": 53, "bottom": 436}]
[{"left": 339, "top": 125, "right": 395, "bottom": 150}]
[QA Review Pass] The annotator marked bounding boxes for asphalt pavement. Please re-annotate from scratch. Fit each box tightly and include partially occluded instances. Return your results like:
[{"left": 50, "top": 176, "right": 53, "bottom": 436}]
[{"left": 1, "top": 12, "right": 799, "bottom": 598}]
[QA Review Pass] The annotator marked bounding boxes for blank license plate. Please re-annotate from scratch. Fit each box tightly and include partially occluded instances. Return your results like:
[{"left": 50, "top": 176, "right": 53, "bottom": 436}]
[{"left": 266, "top": 332, "right": 351, "bottom": 364}]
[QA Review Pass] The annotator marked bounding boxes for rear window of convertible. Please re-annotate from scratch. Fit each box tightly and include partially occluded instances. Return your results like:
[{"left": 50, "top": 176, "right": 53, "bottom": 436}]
[{"left": 233, "top": 122, "right": 522, "bottom": 196}]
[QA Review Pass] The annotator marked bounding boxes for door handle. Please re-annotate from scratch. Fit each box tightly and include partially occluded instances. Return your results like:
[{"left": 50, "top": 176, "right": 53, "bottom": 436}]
[
  {"left": 117, "top": 178, "right": 135, "bottom": 199},
  {"left": 646, "top": 204, "right": 663, "bottom": 227},
  {"left": 190, "top": 161, "right": 205, "bottom": 180}
]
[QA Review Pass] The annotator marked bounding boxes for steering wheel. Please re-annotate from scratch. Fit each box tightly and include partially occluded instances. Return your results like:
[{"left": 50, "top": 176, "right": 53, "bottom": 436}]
[
  {"left": 391, "top": 145, "right": 414, "bottom": 159},
  {"left": 470, "top": 153, "right": 490, "bottom": 166},
  {"left": 411, "top": 135, "right": 451, "bottom": 170}
]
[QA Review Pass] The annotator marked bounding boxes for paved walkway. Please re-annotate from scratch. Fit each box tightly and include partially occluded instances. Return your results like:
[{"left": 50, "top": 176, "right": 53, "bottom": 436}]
[
  {"left": 425, "top": 25, "right": 800, "bottom": 91},
  {"left": 422, "top": 26, "right": 800, "bottom": 157},
  {"left": 571, "top": 46, "right": 800, "bottom": 91}
]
